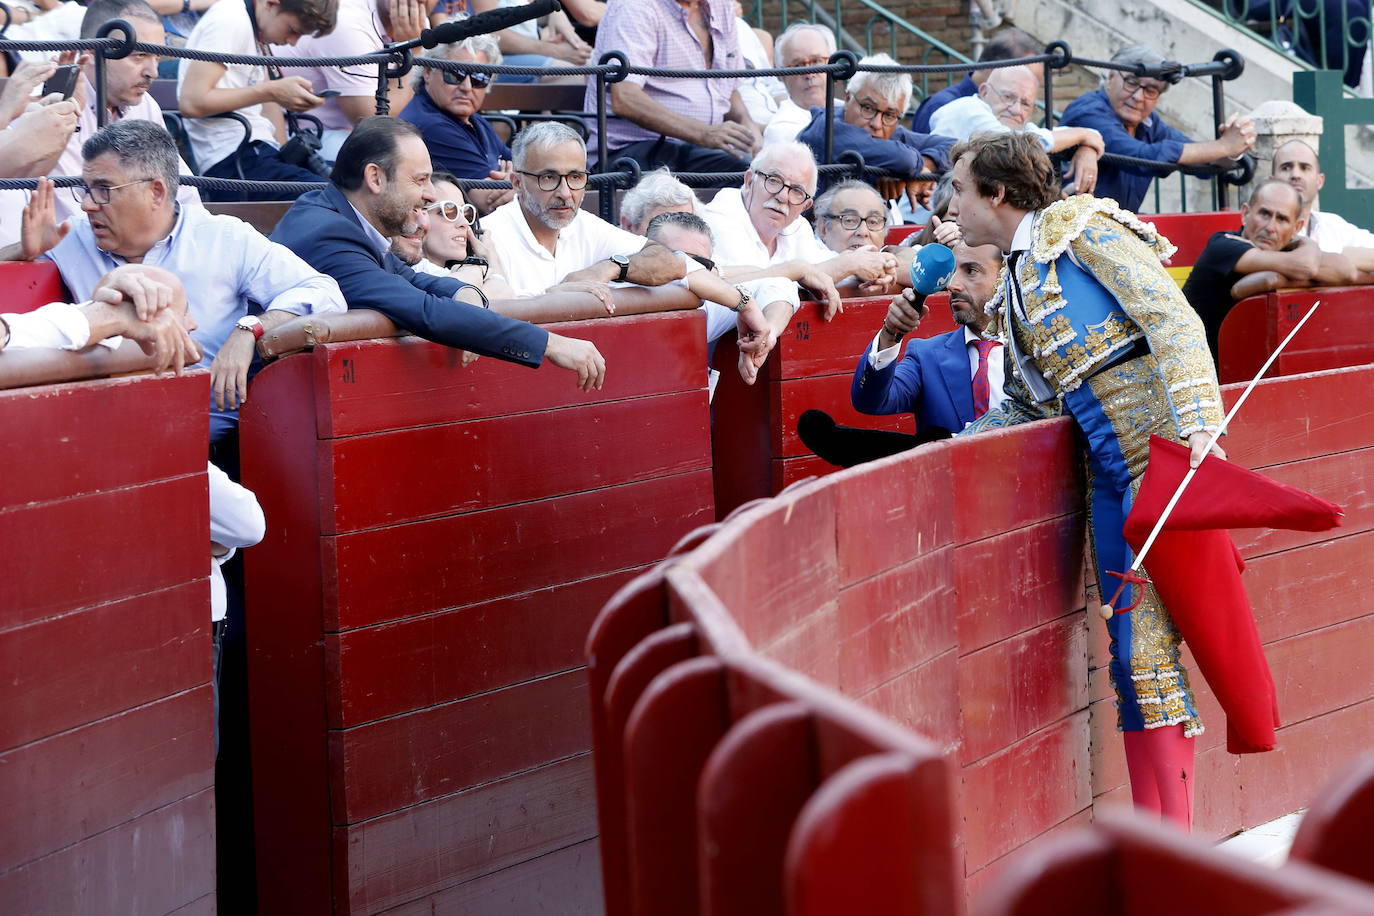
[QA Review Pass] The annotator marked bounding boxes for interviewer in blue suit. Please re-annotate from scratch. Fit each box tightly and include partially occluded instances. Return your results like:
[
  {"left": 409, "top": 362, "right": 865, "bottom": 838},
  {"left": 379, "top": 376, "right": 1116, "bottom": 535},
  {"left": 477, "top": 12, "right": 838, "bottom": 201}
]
[
  {"left": 800, "top": 241, "right": 1005, "bottom": 468},
  {"left": 271, "top": 117, "right": 607, "bottom": 390}
]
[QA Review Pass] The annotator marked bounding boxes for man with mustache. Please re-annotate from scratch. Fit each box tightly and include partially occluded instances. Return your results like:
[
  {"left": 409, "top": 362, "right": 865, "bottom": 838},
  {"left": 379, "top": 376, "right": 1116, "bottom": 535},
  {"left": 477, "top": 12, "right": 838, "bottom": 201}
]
[{"left": 1181, "top": 178, "right": 1369, "bottom": 358}]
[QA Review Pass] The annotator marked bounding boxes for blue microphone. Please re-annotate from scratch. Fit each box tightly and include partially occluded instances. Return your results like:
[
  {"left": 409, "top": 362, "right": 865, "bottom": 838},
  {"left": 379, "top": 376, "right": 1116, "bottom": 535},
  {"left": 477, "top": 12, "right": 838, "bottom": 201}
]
[{"left": 892, "top": 243, "right": 956, "bottom": 341}]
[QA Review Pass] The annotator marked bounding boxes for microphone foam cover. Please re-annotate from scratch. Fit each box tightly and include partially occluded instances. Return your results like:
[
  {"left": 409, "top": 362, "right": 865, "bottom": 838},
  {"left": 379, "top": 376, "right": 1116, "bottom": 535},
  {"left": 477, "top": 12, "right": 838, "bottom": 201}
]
[{"left": 909, "top": 242, "right": 956, "bottom": 295}]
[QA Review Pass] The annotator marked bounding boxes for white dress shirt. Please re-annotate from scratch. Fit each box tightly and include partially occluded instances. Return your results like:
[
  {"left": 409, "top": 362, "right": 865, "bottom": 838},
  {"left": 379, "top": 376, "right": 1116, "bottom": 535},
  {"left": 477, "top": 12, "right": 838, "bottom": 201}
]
[
  {"left": 42, "top": 204, "right": 346, "bottom": 373},
  {"left": 1304, "top": 208, "right": 1374, "bottom": 254},
  {"left": 762, "top": 98, "right": 813, "bottom": 147},
  {"left": 867, "top": 326, "right": 1006, "bottom": 420},
  {"left": 701, "top": 275, "right": 800, "bottom": 343},
  {"left": 700, "top": 187, "right": 834, "bottom": 268},
  {"left": 481, "top": 199, "right": 649, "bottom": 297},
  {"left": 178, "top": 0, "right": 279, "bottom": 170},
  {"left": 928, "top": 95, "right": 1057, "bottom": 149},
  {"left": 735, "top": 17, "right": 786, "bottom": 126},
  {"left": 209, "top": 461, "right": 265, "bottom": 622},
  {"left": 1, "top": 301, "right": 123, "bottom": 351}
]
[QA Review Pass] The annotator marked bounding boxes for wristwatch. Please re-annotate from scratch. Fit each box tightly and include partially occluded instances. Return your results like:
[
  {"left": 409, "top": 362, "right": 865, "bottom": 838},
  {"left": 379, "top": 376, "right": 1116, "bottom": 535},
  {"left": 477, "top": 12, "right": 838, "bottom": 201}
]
[
  {"left": 235, "top": 315, "right": 265, "bottom": 340},
  {"left": 609, "top": 253, "right": 631, "bottom": 283},
  {"left": 732, "top": 285, "right": 752, "bottom": 313}
]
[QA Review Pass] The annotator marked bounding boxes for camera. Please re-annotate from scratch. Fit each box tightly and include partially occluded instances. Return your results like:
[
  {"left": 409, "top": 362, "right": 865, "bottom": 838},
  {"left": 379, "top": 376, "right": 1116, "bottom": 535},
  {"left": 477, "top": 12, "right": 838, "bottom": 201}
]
[{"left": 279, "top": 124, "right": 330, "bottom": 178}]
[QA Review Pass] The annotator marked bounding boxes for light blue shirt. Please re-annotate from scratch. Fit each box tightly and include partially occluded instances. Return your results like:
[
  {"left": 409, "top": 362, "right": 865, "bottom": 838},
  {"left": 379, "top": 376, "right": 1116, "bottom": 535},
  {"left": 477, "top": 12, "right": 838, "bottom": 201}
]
[
  {"left": 348, "top": 201, "right": 390, "bottom": 257},
  {"left": 43, "top": 203, "right": 346, "bottom": 371}
]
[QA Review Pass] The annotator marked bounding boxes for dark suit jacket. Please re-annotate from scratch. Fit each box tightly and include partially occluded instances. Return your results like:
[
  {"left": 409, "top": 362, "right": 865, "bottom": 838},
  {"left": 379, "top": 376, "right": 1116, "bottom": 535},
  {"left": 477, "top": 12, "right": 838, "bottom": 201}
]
[
  {"left": 851, "top": 328, "right": 975, "bottom": 432},
  {"left": 270, "top": 184, "right": 548, "bottom": 366}
]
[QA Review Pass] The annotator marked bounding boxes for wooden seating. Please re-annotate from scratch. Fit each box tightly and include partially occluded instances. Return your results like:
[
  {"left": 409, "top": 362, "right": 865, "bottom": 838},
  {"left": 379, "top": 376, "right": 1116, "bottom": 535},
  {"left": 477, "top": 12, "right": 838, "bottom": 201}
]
[{"left": 205, "top": 200, "right": 294, "bottom": 235}]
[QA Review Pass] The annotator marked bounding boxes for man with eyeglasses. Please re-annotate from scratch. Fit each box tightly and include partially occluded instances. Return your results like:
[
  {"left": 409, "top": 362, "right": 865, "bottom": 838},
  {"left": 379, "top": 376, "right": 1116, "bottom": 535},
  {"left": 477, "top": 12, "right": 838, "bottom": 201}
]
[
  {"left": 810, "top": 179, "right": 924, "bottom": 296},
  {"left": 928, "top": 65, "right": 1103, "bottom": 195},
  {"left": 795, "top": 53, "right": 954, "bottom": 212},
  {"left": 760, "top": 22, "right": 836, "bottom": 147},
  {"left": 398, "top": 35, "right": 517, "bottom": 216},
  {"left": 482, "top": 122, "right": 697, "bottom": 299},
  {"left": 1059, "top": 44, "right": 1256, "bottom": 213},
  {"left": 5, "top": 120, "right": 346, "bottom": 443}
]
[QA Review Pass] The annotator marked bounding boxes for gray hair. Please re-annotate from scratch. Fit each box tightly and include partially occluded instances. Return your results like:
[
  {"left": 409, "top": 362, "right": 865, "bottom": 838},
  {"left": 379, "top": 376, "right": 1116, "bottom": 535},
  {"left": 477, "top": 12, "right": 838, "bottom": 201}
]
[
  {"left": 749, "top": 140, "right": 819, "bottom": 194},
  {"left": 1101, "top": 44, "right": 1167, "bottom": 90},
  {"left": 414, "top": 35, "right": 502, "bottom": 88},
  {"left": 81, "top": 119, "right": 179, "bottom": 191},
  {"left": 813, "top": 178, "right": 883, "bottom": 220},
  {"left": 774, "top": 22, "right": 835, "bottom": 65},
  {"left": 511, "top": 121, "right": 585, "bottom": 170},
  {"left": 645, "top": 210, "right": 714, "bottom": 245},
  {"left": 621, "top": 168, "right": 697, "bottom": 229},
  {"left": 848, "top": 53, "right": 912, "bottom": 115}
]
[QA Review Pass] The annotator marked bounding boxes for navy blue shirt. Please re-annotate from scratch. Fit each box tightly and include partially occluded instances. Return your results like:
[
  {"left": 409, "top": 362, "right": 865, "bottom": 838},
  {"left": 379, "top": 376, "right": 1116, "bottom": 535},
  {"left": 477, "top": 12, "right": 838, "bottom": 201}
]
[
  {"left": 398, "top": 88, "right": 513, "bottom": 179},
  {"left": 796, "top": 107, "right": 955, "bottom": 197},
  {"left": 911, "top": 74, "right": 976, "bottom": 134},
  {"left": 1059, "top": 88, "right": 1191, "bottom": 213}
]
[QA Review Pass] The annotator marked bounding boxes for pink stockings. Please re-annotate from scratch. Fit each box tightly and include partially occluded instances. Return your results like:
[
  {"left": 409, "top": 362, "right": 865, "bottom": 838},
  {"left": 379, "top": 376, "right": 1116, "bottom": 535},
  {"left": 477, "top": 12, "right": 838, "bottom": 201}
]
[{"left": 1123, "top": 724, "right": 1195, "bottom": 830}]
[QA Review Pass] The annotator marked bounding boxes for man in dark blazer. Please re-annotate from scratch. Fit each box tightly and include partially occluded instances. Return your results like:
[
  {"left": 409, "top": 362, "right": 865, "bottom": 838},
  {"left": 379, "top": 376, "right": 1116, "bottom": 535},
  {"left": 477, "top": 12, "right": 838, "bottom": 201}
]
[
  {"left": 271, "top": 116, "right": 607, "bottom": 390},
  {"left": 799, "top": 241, "right": 1005, "bottom": 467}
]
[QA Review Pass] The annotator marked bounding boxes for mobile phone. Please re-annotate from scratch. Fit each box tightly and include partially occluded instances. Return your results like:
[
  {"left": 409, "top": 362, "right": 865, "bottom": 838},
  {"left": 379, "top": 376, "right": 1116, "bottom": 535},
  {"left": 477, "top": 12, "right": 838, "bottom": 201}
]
[
  {"left": 42, "top": 65, "right": 80, "bottom": 101},
  {"left": 318, "top": 89, "right": 341, "bottom": 99}
]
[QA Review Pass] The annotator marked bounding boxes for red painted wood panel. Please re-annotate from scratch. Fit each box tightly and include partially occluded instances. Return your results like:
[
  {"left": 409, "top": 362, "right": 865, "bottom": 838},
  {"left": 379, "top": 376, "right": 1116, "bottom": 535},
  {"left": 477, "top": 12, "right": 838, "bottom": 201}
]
[
  {"left": 323, "top": 391, "right": 709, "bottom": 533},
  {"left": 327, "top": 468, "right": 714, "bottom": 630},
  {"left": 335, "top": 753, "right": 598, "bottom": 916},
  {"left": 0, "top": 261, "right": 65, "bottom": 314},
  {"left": 771, "top": 453, "right": 834, "bottom": 491},
  {"left": 0, "top": 372, "right": 206, "bottom": 510},
  {"left": 957, "top": 616, "right": 1088, "bottom": 766},
  {"left": 0, "top": 789, "right": 215, "bottom": 915},
  {"left": 329, "top": 669, "right": 591, "bottom": 824},
  {"left": 1220, "top": 364, "right": 1374, "bottom": 467},
  {"left": 382, "top": 839, "right": 603, "bottom": 916},
  {"left": 329, "top": 566, "right": 637, "bottom": 728},
  {"left": 1269, "top": 288, "right": 1374, "bottom": 377},
  {"left": 831, "top": 445, "right": 954, "bottom": 585},
  {"left": 948, "top": 418, "right": 1082, "bottom": 545},
  {"left": 0, "top": 580, "right": 209, "bottom": 750},
  {"left": 1230, "top": 447, "right": 1373, "bottom": 558},
  {"left": 959, "top": 710, "right": 1091, "bottom": 873},
  {"left": 771, "top": 374, "right": 915, "bottom": 457},
  {"left": 1216, "top": 294, "right": 1276, "bottom": 386},
  {"left": 1245, "top": 528, "right": 1374, "bottom": 644},
  {"left": 313, "top": 312, "right": 707, "bottom": 439},
  {"left": 0, "top": 474, "right": 208, "bottom": 628},
  {"left": 0, "top": 686, "right": 213, "bottom": 873},
  {"left": 1263, "top": 615, "right": 1374, "bottom": 729},
  {"left": 962, "top": 807, "right": 1093, "bottom": 906},
  {"left": 772, "top": 296, "right": 958, "bottom": 381},
  {"left": 857, "top": 649, "right": 963, "bottom": 752},
  {"left": 1143, "top": 211, "right": 1239, "bottom": 264}
]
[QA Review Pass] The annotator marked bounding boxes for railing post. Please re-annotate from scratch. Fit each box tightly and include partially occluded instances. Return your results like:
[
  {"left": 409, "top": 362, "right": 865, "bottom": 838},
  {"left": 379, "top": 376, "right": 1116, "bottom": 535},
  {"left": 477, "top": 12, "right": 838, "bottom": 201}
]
[
  {"left": 1042, "top": 41, "right": 1071, "bottom": 130},
  {"left": 1210, "top": 49, "right": 1244, "bottom": 210},
  {"left": 93, "top": 19, "right": 136, "bottom": 128},
  {"left": 824, "top": 51, "right": 858, "bottom": 166},
  {"left": 608, "top": 156, "right": 641, "bottom": 226},
  {"left": 375, "top": 49, "right": 410, "bottom": 117},
  {"left": 595, "top": 51, "right": 629, "bottom": 223}
]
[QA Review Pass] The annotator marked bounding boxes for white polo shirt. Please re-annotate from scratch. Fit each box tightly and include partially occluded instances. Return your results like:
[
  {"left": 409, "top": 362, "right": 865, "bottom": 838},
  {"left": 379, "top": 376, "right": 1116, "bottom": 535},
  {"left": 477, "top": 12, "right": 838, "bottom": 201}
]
[
  {"left": 482, "top": 199, "right": 649, "bottom": 297},
  {"left": 1305, "top": 208, "right": 1374, "bottom": 254},
  {"left": 178, "top": 0, "right": 279, "bottom": 171},
  {"left": 700, "top": 187, "right": 834, "bottom": 268}
]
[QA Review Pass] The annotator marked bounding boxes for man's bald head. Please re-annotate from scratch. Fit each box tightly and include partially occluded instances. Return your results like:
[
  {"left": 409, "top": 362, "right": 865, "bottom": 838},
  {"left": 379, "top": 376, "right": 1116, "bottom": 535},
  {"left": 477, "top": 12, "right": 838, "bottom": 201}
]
[
  {"left": 979, "top": 65, "right": 1040, "bottom": 129},
  {"left": 1271, "top": 139, "right": 1323, "bottom": 215}
]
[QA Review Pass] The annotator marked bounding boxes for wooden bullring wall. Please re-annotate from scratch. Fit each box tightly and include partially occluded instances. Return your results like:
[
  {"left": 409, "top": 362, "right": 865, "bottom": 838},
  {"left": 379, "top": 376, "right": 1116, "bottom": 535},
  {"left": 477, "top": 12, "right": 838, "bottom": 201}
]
[
  {"left": 0, "top": 369, "right": 215, "bottom": 914},
  {"left": 596, "top": 361, "right": 1374, "bottom": 909},
  {"left": 238, "top": 311, "right": 715, "bottom": 914}
]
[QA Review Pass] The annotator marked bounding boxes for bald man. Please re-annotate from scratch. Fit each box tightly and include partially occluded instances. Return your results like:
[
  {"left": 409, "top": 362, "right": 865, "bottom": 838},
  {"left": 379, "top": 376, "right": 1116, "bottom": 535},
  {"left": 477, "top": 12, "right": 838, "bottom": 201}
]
[{"left": 1271, "top": 139, "right": 1374, "bottom": 271}]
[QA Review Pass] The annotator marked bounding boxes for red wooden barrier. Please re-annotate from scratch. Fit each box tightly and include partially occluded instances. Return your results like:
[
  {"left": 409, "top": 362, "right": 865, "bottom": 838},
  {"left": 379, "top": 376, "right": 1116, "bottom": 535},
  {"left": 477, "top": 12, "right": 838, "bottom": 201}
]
[
  {"left": 238, "top": 312, "right": 714, "bottom": 915},
  {"left": 0, "top": 369, "right": 215, "bottom": 914},
  {"left": 1218, "top": 286, "right": 1374, "bottom": 384},
  {"left": 0, "top": 261, "right": 65, "bottom": 314},
  {"left": 1287, "top": 752, "right": 1374, "bottom": 886},
  {"left": 710, "top": 295, "right": 959, "bottom": 515},
  {"left": 598, "top": 361, "right": 1374, "bottom": 909}
]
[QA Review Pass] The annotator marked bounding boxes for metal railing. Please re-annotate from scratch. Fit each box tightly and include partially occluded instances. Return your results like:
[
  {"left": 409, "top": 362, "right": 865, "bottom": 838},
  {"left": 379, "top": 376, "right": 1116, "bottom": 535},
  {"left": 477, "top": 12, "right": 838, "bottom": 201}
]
[{"left": 1197, "top": 0, "right": 1371, "bottom": 89}]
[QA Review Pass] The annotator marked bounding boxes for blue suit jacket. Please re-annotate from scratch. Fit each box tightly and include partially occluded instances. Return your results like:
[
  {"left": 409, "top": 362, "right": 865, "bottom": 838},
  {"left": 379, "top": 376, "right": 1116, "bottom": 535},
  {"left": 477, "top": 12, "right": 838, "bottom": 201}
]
[
  {"left": 270, "top": 184, "right": 548, "bottom": 366},
  {"left": 850, "top": 328, "right": 974, "bottom": 433}
]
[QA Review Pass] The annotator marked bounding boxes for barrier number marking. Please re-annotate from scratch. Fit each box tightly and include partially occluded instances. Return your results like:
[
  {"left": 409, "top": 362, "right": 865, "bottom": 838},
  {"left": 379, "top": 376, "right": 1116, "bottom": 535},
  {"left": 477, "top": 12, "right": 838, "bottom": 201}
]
[
  {"left": 342, "top": 359, "right": 356, "bottom": 384},
  {"left": 795, "top": 320, "right": 810, "bottom": 341}
]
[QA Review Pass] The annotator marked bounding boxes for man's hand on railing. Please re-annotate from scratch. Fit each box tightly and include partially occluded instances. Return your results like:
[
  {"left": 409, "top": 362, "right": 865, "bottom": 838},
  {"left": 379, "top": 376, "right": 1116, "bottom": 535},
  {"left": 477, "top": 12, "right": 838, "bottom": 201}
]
[
  {"left": 1064, "top": 144, "right": 1100, "bottom": 196},
  {"left": 1219, "top": 113, "right": 1257, "bottom": 159},
  {"left": 543, "top": 332, "right": 606, "bottom": 391}
]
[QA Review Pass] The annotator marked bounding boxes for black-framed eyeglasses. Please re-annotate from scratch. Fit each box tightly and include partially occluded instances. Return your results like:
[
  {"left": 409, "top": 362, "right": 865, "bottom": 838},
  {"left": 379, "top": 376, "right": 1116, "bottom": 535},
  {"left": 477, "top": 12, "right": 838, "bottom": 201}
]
[
  {"left": 854, "top": 97, "right": 902, "bottom": 126},
  {"left": 754, "top": 170, "right": 812, "bottom": 206},
  {"left": 824, "top": 211, "right": 887, "bottom": 232},
  {"left": 1120, "top": 75, "right": 1164, "bottom": 99},
  {"left": 70, "top": 178, "right": 155, "bottom": 205},
  {"left": 517, "top": 169, "right": 589, "bottom": 192},
  {"left": 428, "top": 199, "right": 477, "bottom": 224},
  {"left": 439, "top": 68, "right": 492, "bottom": 89},
  {"left": 685, "top": 251, "right": 716, "bottom": 272}
]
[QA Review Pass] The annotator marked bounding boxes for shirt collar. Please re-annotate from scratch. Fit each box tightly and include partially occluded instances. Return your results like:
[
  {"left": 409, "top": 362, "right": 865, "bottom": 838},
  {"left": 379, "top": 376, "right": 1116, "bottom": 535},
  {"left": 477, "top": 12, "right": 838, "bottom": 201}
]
[
  {"left": 1008, "top": 210, "right": 1036, "bottom": 255},
  {"left": 348, "top": 200, "right": 391, "bottom": 256},
  {"left": 98, "top": 202, "right": 186, "bottom": 267}
]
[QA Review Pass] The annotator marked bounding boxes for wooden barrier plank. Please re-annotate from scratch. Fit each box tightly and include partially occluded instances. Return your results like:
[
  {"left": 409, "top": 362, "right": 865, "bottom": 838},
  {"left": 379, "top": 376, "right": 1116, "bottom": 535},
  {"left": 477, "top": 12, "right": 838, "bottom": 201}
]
[
  {"left": 755, "top": 599, "right": 844, "bottom": 690},
  {"left": 328, "top": 567, "right": 637, "bottom": 729},
  {"left": 1231, "top": 447, "right": 1374, "bottom": 558},
  {"left": 0, "top": 473, "right": 207, "bottom": 628},
  {"left": 771, "top": 453, "right": 833, "bottom": 491},
  {"left": 0, "top": 789, "right": 215, "bottom": 916},
  {"left": 856, "top": 649, "right": 962, "bottom": 751},
  {"left": 1216, "top": 294, "right": 1276, "bottom": 385},
  {"left": 1221, "top": 365, "right": 1374, "bottom": 467},
  {"left": 1143, "top": 212, "right": 1239, "bottom": 264},
  {"left": 323, "top": 390, "right": 710, "bottom": 534},
  {"left": 327, "top": 468, "right": 714, "bottom": 630},
  {"left": 0, "top": 373, "right": 206, "bottom": 510},
  {"left": 772, "top": 297, "right": 958, "bottom": 381},
  {"left": 382, "top": 840, "right": 603, "bottom": 916},
  {"left": 329, "top": 670, "right": 591, "bottom": 824},
  {"left": 953, "top": 514, "right": 1087, "bottom": 654},
  {"left": 959, "top": 710, "right": 1091, "bottom": 874},
  {"left": 0, "top": 686, "right": 213, "bottom": 873},
  {"left": 771, "top": 374, "right": 915, "bottom": 457},
  {"left": 313, "top": 312, "right": 707, "bottom": 439},
  {"left": 336, "top": 753, "right": 598, "bottom": 916},
  {"left": 1270, "top": 289, "right": 1374, "bottom": 377},
  {"left": 832, "top": 445, "right": 954, "bottom": 585},
  {"left": 962, "top": 807, "right": 1093, "bottom": 906},
  {"left": 1245, "top": 529, "right": 1374, "bottom": 644},
  {"left": 0, "top": 580, "right": 209, "bottom": 751},
  {"left": 0, "top": 261, "right": 65, "bottom": 314},
  {"left": 1264, "top": 614, "right": 1374, "bottom": 729},
  {"left": 947, "top": 418, "right": 1081, "bottom": 545}
]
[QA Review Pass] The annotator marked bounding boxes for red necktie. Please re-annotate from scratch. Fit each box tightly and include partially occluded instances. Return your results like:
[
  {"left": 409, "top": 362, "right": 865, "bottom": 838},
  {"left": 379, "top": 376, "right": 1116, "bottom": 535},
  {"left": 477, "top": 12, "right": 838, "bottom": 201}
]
[{"left": 971, "top": 339, "right": 1001, "bottom": 419}]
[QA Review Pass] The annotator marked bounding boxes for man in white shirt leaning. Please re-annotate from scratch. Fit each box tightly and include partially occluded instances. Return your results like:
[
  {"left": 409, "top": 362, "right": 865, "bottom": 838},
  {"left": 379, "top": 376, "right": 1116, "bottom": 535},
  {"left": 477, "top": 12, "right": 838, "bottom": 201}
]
[{"left": 1272, "top": 138, "right": 1374, "bottom": 271}]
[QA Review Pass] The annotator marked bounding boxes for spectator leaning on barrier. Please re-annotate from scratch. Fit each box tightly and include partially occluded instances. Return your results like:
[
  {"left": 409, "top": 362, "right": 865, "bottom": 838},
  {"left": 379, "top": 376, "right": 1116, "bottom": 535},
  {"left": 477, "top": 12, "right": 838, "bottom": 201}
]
[
  {"left": 4, "top": 120, "right": 348, "bottom": 441},
  {"left": 271, "top": 0, "right": 428, "bottom": 162},
  {"left": 1182, "top": 179, "right": 1370, "bottom": 359},
  {"left": 177, "top": 0, "right": 338, "bottom": 200},
  {"left": 761, "top": 22, "right": 835, "bottom": 147},
  {"left": 585, "top": 0, "right": 761, "bottom": 172},
  {"left": 910, "top": 26, "right": 1040, "bottom": 134},
  {"left": 270, "top": 116, "right": 609, "bottom": 390},
  {"left": 1058, "top": 44, "right": 1256, "bottom": 214},
  {"left": 929, "top": 65, "right": 1104, "bottom": 195},
  {"left": 480, "top": 121, "right": 693, "bottom": 298},
  {"left": 1272, "top": 139, "right": 1374, "bottom": 268},
  {"left": 398, "top": 34, "right": 516, "bottom": 215},
  {"left": 618, "top": 167, "right": 698, "bottom": 235},
  {"left": 795, "top": 54, "right": 955, "bottom": 211}
]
